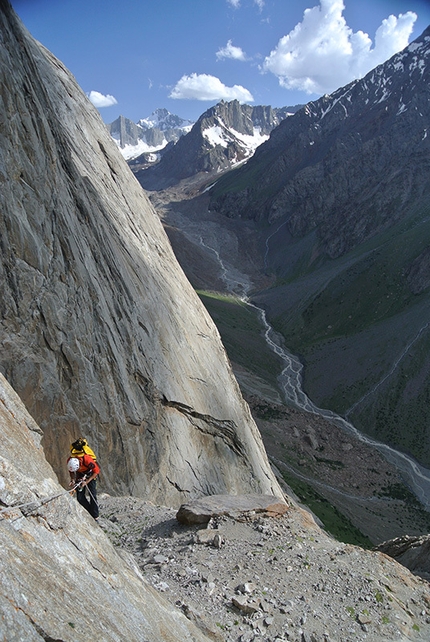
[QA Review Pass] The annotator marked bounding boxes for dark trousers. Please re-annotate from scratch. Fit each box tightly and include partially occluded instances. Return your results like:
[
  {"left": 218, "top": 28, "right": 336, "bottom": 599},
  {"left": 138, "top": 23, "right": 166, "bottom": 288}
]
[{"left": 76, "top": 478, "right": 99, "bottom": 519}]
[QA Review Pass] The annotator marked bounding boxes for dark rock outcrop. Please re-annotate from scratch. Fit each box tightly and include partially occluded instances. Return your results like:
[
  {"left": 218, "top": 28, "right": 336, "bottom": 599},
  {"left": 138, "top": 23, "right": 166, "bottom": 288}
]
[
  {"left": 375, "top": 534, "right": 430, "bottom": 581},
  {"left": 406, "top": 247, "right": 430, "bottom": 294},
  {"left": 0, "top": 2, "right": 282, "bottom": 503}
]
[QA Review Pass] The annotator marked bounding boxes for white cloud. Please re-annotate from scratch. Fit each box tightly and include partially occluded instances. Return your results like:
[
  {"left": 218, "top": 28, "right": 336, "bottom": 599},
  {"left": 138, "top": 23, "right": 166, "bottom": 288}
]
[
  {"left": 227, "top": 0, "right": 264, "bottom": 10},
  {"left": 87, "top": 91, "right": 118, "bottom": 108},
  {"left": 169, "top": 73, "right": 254, "bottom": 103},
  {"left": 216, "top": 40, "right": 247, "bottom": 61},
  {"left": 262, "top": 0, "right": 417, "bottom": 94}
]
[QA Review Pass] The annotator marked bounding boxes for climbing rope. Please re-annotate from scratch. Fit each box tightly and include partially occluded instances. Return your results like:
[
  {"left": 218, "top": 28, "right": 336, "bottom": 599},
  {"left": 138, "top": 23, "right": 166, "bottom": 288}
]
[
  {"left": 0, "top": 481, "right": 82, "bottom": 518},
  {"left": 84, "top": 482, "right": 99, "bottom": 509}
]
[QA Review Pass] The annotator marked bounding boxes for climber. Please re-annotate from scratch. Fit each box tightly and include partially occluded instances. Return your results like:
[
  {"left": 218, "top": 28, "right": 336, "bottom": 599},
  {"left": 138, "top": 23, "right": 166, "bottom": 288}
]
[{"left": 67, "top": 437, "right": 100, "bottom": 521}]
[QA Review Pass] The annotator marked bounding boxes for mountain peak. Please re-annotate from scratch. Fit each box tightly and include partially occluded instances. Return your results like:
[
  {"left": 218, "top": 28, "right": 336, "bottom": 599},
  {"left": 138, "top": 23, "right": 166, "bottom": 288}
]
[
  {"left": 107, "top": 108, "right": 194, "bottom": 160},
  {"left": 134, "top": 99, "right": 302, "bottom": 190},
  {"left": 138, "top": 107, "right": 194, "bottom": 132}
]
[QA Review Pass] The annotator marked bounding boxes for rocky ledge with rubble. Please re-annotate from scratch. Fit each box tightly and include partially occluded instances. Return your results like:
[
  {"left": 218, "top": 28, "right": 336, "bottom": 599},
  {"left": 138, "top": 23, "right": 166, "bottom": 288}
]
[{"left": 98, "top": 492, "right": 430, "bottom": 642}]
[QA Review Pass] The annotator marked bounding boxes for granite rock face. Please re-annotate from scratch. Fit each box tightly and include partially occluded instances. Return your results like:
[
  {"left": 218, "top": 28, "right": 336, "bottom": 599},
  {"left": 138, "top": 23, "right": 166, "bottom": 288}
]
[
  {"left": 0, "top": 2, "right": 282, "bottom": 503},
  {"left": 0, "top": 372, "right": 212, "bottom": 642}
]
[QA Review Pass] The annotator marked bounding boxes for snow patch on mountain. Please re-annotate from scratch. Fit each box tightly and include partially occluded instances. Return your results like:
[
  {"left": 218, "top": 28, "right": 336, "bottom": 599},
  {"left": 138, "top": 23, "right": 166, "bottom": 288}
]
[
  {"left": 108, "top": 109, "right": 195, "bottom": 162},
  {"left": 232, "top": 127, "right": 270, "bottom": 152},
  {"left": 202, "top": 123, "right": 269, "bottom": 157},
  {"left": 203, "top": 125, "right": 230, "bottom": 148},
  {"left": 114, "top": 138, "right": 169, "bottom": 161}
]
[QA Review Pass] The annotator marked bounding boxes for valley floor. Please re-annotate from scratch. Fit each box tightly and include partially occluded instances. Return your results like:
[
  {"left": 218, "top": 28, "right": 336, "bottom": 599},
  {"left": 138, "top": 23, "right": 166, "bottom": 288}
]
[
  {"left": 143, "top": 176, "right": 430, "bottom": 546},
  {"left": 245, "top": 394, "right": 430, "bottom": 546}
]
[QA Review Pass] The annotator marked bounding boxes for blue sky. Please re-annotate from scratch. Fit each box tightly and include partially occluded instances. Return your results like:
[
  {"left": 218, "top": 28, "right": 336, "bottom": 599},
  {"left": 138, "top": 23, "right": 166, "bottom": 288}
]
[{"left": 10, "top": 0, "right": 430, "bottom": 125}]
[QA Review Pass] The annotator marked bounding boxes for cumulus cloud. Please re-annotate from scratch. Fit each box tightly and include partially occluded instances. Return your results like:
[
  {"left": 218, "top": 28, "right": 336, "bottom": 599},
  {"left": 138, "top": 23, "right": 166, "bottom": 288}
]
[
  {"left": 262, "top": 0, "right": 417, "bottom": 94},
  {"left": 169, "top": 73, "right": 254, "bottom": 103},
  {"left": 87, "top": 91, "right": 118, "bottom": 108},
  {"left": 216, "top": 40, "right": 247, "bottom": 61}
]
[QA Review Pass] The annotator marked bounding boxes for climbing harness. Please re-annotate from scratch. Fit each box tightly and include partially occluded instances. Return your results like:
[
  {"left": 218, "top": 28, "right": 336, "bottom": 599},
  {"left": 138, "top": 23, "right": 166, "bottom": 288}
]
[{"left": 74, "top": 475, "right": 100, "bottom": 512}]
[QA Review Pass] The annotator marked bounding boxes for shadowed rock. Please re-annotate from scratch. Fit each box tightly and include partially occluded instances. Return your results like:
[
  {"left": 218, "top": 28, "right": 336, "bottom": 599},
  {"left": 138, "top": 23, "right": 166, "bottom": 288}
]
[{"left": 375, "top": 534, "right": 430, "bottom": 581}]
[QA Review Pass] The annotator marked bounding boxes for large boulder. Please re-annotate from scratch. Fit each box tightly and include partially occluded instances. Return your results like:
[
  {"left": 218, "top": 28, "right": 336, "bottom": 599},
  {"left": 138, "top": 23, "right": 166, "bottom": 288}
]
[
  {"left": 0, "top": 1, "right": 282, "bottom": 505},
  {"left": 176, "top": 493, "right": 288, "bottom": 525}
]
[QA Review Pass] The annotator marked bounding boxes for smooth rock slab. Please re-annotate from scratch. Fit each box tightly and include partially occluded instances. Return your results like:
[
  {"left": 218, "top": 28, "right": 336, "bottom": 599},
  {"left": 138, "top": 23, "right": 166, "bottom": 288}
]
[{"left": 176, "top": 493, "right": 288, "bottom": 525}]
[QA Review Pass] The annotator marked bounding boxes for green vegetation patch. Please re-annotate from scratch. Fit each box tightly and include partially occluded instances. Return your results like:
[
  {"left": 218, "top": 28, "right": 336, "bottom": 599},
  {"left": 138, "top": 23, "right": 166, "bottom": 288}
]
[
  {"left": 197, "top": 290, "right": 284, "bottom": 392},
  {"left": 272, "top": 209, "right": 430, "bottom": 354},
  {"left": 281, "top": 470, "right": 373, "bottom": 548}
]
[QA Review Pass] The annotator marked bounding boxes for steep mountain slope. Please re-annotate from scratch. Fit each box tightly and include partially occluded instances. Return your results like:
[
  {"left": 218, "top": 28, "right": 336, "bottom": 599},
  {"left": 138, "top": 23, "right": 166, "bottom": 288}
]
[
  {"left": 107, "top": 108, "right": 193, "bottom": 160},
  {"left": 0, "top": 372, "right": 212, "bottom": 642},
  {"left": 208, "top": 27, "right": 430, "bottom": 466},
  {"left": 3, "top": 366, "right": 430, "bottom": 642},
  {"left": 210, "top": 27, "right": 430, "bottom": 255},
  {"left": 0, "top": 2, "right": 282, "bottom": 503},
  {"left": 135, "top": 100, "right": 301, "bottom": 190}
]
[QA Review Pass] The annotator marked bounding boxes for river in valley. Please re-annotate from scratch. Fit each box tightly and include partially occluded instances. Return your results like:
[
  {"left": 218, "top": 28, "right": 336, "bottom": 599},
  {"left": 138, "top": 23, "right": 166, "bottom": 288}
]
[
  {"left": 198, "top": 231, "right": 430, "bottom": 511},
  {"left": 164, "top": 204, "right": 430, "bottom": 511}
]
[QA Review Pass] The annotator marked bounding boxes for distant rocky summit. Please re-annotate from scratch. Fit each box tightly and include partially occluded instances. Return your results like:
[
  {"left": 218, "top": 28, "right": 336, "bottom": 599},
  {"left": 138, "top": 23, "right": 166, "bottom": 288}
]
[
  {"left": 0, "top": 1, "right": 281, "bottom": 503},
  {"left": 107, "top": 108, "right": 194, "bottom": 160},
  {"left": 135, "top": 99, "right": 301, "bottom": 190}
]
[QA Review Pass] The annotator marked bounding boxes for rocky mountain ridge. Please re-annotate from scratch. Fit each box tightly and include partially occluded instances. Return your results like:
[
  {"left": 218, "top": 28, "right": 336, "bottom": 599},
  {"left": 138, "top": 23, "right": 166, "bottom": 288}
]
[
  {"left": 209, "top": 26, "right": 430, "bottom": 258},
  {"left": 0, "top": 1, "right": 281, "bottom": 502},
  {"left": 99, "top": 492, "right": 430, "bottom": 642},
  {"left": 135, "top": 100, "right": 301, "bottom": 190},
  {"left": 107, "top": 108, "right": 194, "bottom": 160}
]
